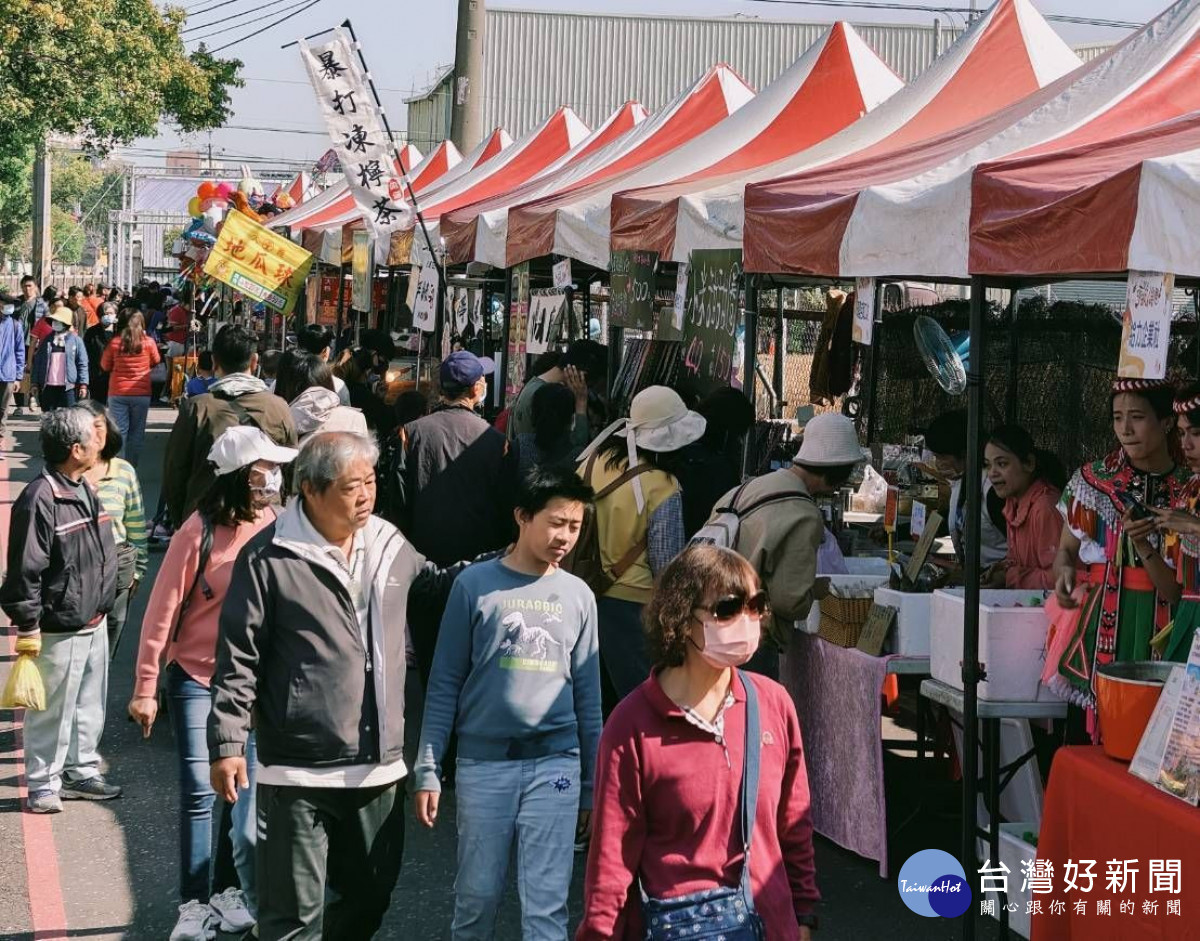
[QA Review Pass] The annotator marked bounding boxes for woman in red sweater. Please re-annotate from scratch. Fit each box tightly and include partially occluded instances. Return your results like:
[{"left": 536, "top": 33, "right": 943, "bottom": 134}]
[
  {"left": 100, "top": 311, "right": 161, "bottom": 468},
  {"left": 982, "top": 425, "right": 1069, "bottom": 590},
  {"left": 579, "top": 545, "right": 819, "bottom": 939}
]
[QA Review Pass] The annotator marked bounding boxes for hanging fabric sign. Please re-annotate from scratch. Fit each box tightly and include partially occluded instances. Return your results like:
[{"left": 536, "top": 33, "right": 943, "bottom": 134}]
[
  {"left": 853, "top": 277, "right": 876, "bottom": 346},
  {"left": 471, "top": 289, "right": 484, "bottom": 332},
  {"left": 204, "top": 209, "right": 313, "bottom": 314},
  {"left": 454, "top": 288, "right": 470, "bottom": 334},
  {"left": 299, "top": 28, "right": 413, "bottom": 238},
  {"left": 553, "top": 258, "right": 573, "bottom": 290},
  {"left": 609, "top": 249, "right": 658, "bottom": 330},
  {"left": 506, "top": 263, "right": 532, "bottom": 397},
  {"left": 350, "top": 230, "right": 372, "bottom": 312},
  {"left": 673, "top": 262, "right": 690, "bottom": 332},
  {"left": 411, "top": 264, "right": 439, "bottom": 332},
  {"left": 680, "top": 249, "right": 743, "bottom": 396},
  {"left": 526, "top": 290, "right": 567, "bottom": 356},
  {"left": 1118, "top": 271, "right": 1174, "bottom": 380}
]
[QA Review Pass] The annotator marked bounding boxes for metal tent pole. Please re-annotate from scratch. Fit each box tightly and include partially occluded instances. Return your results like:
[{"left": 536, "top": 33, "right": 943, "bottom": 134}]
[
  {"left": 773, "top": 286, "right": 785, "bottom": 419},
  {"left": 961, "top": 275, "right": 986, "bottom": 941}
]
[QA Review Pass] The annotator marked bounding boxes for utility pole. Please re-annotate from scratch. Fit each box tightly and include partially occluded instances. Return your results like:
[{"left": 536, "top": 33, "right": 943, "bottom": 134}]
[
  {"left": 31, "top": 138, "right": 51, "bottom": 287},
  {"left": 450, "top": 0, "right": 485, "bottom": 153}
]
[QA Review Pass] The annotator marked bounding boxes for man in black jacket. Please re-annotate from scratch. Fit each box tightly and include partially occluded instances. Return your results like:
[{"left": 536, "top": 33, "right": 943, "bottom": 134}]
[
  {"left": 0, "top": 406, "right": 119, "bottom": 813},
  {"left": 383, "top": 350, "right": 518, "bottom": 683},
  {"left": 208, "top": 431, "right": 460, "bottom": 940}
]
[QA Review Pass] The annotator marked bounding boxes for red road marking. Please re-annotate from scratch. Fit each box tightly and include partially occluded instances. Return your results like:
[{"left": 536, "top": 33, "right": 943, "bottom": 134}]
[{"left": 1, "top": 446, "right": 71, "bottom": 939}]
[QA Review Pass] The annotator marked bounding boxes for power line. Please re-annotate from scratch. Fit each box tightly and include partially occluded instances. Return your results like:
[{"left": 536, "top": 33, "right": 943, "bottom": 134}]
[
  {"left": 182, "top": 0, "right": 293, "bottom": 34},
  {"left": 734, "top": 0, "right": 1142, "bottom": 29},
  {"left": 186, "top": 0, "right": 314, "bottom": 42},
  {"left": 183, "top": 0, "right": 253, "bottom": 17},
  {"left": 207, "top": 0, "right": 327, "bottom": 53}
]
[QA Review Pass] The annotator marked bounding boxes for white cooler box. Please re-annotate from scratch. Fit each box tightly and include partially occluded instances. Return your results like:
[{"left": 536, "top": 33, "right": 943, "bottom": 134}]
[
  {"left": 874, "top": 587, "right": 932, "bottom": 656},
  {"left": 930, "top": 589, "right": 1056, "bottom": 701},
  {"left": 803, "top": 575, "right": 890, "bottom": 634},
  {"left": 983, "top": 823, "right": 1039, "bottom": 939}
]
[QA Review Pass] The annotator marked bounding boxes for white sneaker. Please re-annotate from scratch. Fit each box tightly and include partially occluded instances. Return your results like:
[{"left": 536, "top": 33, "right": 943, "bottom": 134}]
[
  {"left": 209, "top": 888, "right": 256, "bottom": 933},
  {"left": 169, "top": 900, "right": 215, "bottom": 941}
]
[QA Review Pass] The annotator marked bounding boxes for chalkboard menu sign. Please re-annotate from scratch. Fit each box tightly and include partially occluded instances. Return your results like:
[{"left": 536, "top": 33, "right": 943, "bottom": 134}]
[
  {"left": 680, "top": 249, "right": 743, "bottom": 394},
  {"left": 609, "top": 249, "right": 658, "bottom": 330}
]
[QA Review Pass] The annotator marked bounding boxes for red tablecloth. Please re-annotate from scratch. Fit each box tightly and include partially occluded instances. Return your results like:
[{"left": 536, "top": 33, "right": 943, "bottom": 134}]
[{"left": 1032, "top": 746, "right": 1200, "bottom": 940}]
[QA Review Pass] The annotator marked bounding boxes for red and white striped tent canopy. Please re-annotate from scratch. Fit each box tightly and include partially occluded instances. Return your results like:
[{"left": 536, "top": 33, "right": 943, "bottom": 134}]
[
  {"left": 409, "top": 140, "right": 464, "bottom": 193},
  {"left": 743, "top": 0, "right": 1200, "bottom": 278},
  {"left": 437, "top": 101, "right": 650, "bottom": 266},
  {"left": 612, "top": 0, "right": 1079, "bottom": 267},
  {"left": 383, "top": 106, "right": 591, "bottom": 251},
  {"left": 501, "top": 65, "right": 757, "bottom": 268},
  {"left": 608, "top": 22, "right": 903, "bottom": 261},
  {"left": 967, "top": 6, "right": 1200, "bottom": 276}
]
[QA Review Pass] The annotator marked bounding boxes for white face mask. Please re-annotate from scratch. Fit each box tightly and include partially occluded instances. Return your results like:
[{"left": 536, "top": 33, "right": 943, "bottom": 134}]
[
  {"left": 253, "top": 467, "right": 284, "bottom": 497},
  {"left": 101, "top": 314, "right": 116, "bottom": 327},
  {"left": 694, "top": 613, "right": 762, "bottom": 669}
]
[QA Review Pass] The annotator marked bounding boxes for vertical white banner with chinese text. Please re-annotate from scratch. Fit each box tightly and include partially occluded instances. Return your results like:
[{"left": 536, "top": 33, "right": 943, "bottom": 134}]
[{"left": 300, "top": 29, "right": 413, "bottom": 238}]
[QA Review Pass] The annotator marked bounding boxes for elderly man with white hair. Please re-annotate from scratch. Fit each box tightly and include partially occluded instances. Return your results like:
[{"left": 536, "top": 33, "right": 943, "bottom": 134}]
[{"left": 208, "top": 430, "right": 462, "bottom": 941}]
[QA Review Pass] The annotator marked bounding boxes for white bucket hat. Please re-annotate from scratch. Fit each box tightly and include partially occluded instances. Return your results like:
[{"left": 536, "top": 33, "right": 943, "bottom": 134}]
[
  {"left": 208, "top": 425, "right": 299, "bottom": 476},
  {"left": 794, "top": 413, "right": 864, "bottom": 467},
  {"left": 577, "top": 385, "right": 706, "bottom": 512}
]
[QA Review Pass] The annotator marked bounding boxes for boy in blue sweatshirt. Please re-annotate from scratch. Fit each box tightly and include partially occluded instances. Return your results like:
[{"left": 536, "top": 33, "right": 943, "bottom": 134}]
[{"left": 414, "top": 467, "right": 601, "bottom": 940}]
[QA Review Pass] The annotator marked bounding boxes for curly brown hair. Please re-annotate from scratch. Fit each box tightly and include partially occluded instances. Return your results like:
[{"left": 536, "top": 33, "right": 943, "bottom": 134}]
[{"left": 643, "top": 544, "right": 761, "bottom": 669}]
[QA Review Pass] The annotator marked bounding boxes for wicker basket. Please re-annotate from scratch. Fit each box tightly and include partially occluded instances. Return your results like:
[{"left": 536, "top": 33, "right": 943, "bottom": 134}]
[{"left": 818, "top": 595, "right": 874, "bottom": 647}]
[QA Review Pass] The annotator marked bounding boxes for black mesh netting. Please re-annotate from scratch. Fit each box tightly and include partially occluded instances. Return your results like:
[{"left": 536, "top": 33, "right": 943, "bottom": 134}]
[{"left": 863, "top": 296, "right": 1200, "bottom": 471}]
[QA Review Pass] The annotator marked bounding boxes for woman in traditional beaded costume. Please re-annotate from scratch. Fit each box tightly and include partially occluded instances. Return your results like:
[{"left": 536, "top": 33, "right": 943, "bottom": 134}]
[{"left": 1052, "top": 379, "right": 1189, "bottom": 738}]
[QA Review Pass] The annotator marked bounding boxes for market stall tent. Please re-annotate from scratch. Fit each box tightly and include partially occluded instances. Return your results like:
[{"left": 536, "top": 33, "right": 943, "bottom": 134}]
[
  {"left": 610, "top": 0, "right": 1080, "bottom": 263},
  {"left": 970, "top": 111, "right": 1200, "bottom": 277},
  {"left": 437, "top": 100, "right": 650, "bottom": 266},
  {"left": 742, "top": 0, "right": 1200, "bottom": 277},
  {"left": 270, "top": 131, "right": 502, "bottom": 234},
  {"left": 502, "top": 64, "right": 757, "bottom": 268},
  {"left": 513, "top": 21, "right": 903, "bottom": 270}
]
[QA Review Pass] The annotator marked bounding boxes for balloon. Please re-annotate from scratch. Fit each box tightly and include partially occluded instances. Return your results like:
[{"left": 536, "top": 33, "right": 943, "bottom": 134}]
[
  {"left": 274, "top": 192, "right": 295, "bottom": 210},
  {"left": 188, "top": 197, "right": 203, "bottom": 218},
  {"left": 200, "top": 197, "right": 220, "bottom": 212},
  {"left": 202, "top": 205, "right": 224, "bottom": 234},
  {"left": 230, "top": 191, "right": 264, "bottom": 223},
  {"left": 216, "top": 182, "right": 235, "bottom": 200},
  {"left": 198, "top": 181, "right": 217, "bottom": 200}
]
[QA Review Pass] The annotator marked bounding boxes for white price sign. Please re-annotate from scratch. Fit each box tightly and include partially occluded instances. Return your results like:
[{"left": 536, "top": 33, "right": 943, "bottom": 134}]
[
  {"left": 852, "top": 277, "right": 876, "bottom": 346},
  {"left": 1118, "top": 270, "right": 1174, "bottom": 380},
  {"left": 673, "top": 262, "right": 690, "bottom": 332},
  {"left": 911, "top": 501, "right": 927, "bottom": 538},
  {"left": 553, "top": 258, "right": 572, "bottom": 290}
]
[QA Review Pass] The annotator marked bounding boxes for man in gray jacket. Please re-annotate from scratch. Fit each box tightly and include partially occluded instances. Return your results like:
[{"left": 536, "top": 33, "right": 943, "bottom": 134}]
[{"left": 208, "top": 431, "right": 458, "bottom": 940}]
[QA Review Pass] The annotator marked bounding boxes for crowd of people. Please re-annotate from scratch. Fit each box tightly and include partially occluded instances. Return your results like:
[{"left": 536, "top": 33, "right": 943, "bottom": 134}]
[{"left": 5, "top": 277, "right": 1198, "bottom": 941}]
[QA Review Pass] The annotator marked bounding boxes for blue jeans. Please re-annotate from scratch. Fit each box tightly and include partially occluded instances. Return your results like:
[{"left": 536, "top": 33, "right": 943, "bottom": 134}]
[
  {"left": 167, "top": 663, "right": 257, "bottom": 908},
  {"left": 108, "top": 394, "right": 150, "bottom": 467},
  {"left": 452, "top": 752, "right": 580, "bottom": 940}
]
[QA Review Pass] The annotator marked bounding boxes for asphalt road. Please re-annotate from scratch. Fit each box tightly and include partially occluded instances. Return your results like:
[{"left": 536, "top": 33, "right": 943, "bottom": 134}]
[{"left": 0, "top": 405, "right": 1003, "bottom": 941}]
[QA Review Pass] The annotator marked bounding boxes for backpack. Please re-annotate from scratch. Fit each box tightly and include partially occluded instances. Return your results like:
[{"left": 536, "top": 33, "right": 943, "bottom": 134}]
[
  {"left": 692, "top": 480, "right": 815, "bottom": 550},
  {"left": 562, "top": 451, "right": 658, "bottom": 596}
]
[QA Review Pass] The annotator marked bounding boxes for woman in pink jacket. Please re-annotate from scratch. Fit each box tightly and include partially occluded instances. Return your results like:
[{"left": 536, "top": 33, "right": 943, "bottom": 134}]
[
  {"left": 128, "top": 426, "right": 297, "bottom": 941},
  {"left": 983, "top": 425, "right": 1069, "bottom": 590}
]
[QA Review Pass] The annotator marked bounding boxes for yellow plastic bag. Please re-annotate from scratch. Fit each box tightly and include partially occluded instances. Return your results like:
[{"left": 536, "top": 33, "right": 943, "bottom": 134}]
[{"left": 1, "top": 636, "right": 46, "bottom": 711}]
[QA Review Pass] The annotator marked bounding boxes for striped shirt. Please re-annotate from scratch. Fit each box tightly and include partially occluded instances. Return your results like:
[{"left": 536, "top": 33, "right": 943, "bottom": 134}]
[{"left": 93, "top": 458, "right": 148, "bottom": 579}]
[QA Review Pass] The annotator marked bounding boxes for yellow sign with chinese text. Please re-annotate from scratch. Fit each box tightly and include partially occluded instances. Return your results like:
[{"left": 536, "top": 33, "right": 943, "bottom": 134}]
[{"left": 204, "top": 210, "right": 314, "bottom": 313}]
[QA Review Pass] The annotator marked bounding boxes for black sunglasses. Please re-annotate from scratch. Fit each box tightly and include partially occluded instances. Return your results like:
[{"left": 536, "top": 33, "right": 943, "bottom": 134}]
[{"left": 696, "top": 590, "right": 769, "bottom": 623}]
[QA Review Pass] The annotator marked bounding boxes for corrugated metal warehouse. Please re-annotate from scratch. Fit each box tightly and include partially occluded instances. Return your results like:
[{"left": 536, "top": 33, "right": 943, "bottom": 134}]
[{"left": 406, "top": 7, "right": 970, "bottom": 149}]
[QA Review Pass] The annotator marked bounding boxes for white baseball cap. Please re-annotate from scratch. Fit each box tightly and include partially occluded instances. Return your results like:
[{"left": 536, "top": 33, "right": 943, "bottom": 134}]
[{"left": 208, "top": 425, "right": 298, "bottom": 476}]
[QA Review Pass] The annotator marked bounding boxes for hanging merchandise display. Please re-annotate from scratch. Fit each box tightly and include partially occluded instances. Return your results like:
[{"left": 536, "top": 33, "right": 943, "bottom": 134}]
[
  {"left": 526, "top": 290, "right": 568, "bottom": 356},
  {"left": 506, "top": 263, "right": 531, "bottom": 397}
]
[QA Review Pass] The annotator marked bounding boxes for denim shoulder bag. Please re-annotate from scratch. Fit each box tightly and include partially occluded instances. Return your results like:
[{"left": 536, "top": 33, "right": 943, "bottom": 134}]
[{"left": 641, "top": 669, "right": 766, "bottom": 940}]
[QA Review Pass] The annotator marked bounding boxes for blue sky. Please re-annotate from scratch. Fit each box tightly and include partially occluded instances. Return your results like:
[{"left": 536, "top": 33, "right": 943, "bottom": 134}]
[{"left": 128, "top": 0, "right": 1169, "bottom": 176}]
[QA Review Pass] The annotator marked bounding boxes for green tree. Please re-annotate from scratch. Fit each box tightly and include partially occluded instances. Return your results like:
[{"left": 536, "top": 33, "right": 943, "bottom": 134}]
[{"left": 0, "top": 0, "right": 242, "bottom": 264}]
